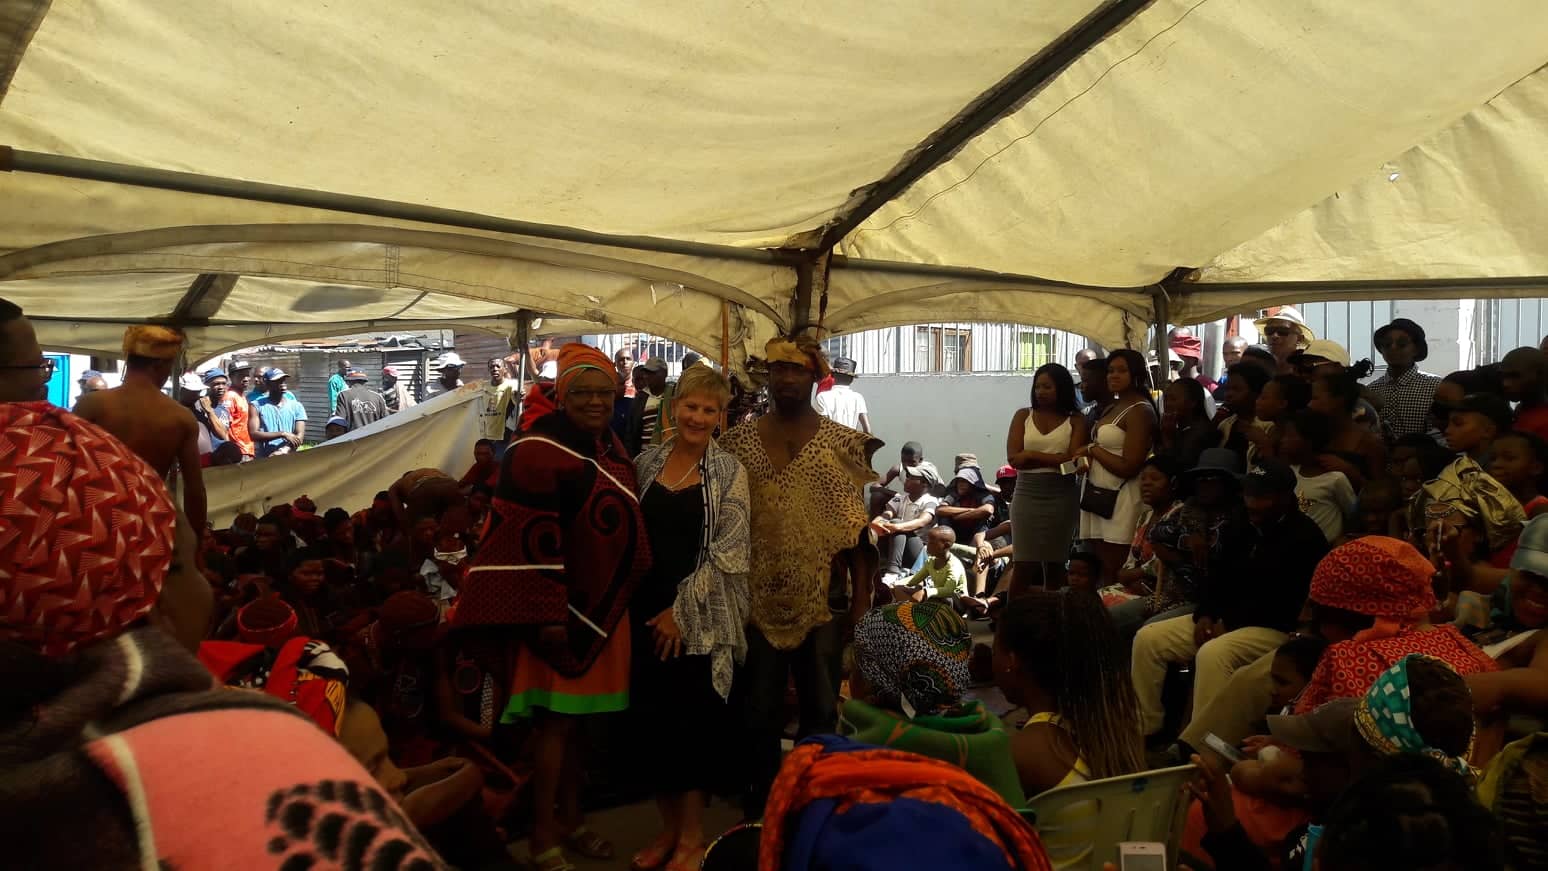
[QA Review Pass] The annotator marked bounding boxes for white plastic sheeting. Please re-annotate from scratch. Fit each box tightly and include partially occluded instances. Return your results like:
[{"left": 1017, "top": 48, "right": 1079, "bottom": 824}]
[
  {"left": 4, "top": 0, "right": 1548, "bottom": 353},
  {"left": 190, "top": 383, "right": 483, "bottom": 526}
]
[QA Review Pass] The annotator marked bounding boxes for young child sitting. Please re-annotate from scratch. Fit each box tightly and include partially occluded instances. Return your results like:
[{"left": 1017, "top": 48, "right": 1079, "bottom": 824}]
[
  {"left": 1231, "top": 635, "right": 1329, "bottom": 802},
  {"left": 1416, "top": 394, "right": 1527, "bottom": 593},
  {"left": 1268, "top": 635, "right": 1328, "bottom": 715},
  {"left": 1065, "top": 552, "right": 1101, "bottom": 591},
  {"left": 1280, "top": 410, "right": 1358, "bottom": 543},
  {"left": 896, "top": 526, "right": 967, "bottom": 605},
  {"left": 1489, "top": 430, "right": 1548, "bottom": 517},
  {"left": 1352, "top": 477, "right": 1405, "bottom": 541},
  {"left": 1246, "top": 375, "right": 1312, "bottom": 462}
]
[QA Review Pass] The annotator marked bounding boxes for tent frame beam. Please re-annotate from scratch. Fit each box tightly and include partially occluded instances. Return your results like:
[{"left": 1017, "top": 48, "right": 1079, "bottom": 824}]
[
  {"left": 0, "top": 146, "right": 801, "bottom": 267},
  {"left": 171, "top": 272, "right": 239, "bottom": 323},
  {"left": 830, "top": 254, "right": 1152, "bottom": 296},
  {"left": 814, "top": 0, "right": 1154, "bottom": 252},
  {"left": 1183, "top": 275, "right": 1548, "bottom": 296}
]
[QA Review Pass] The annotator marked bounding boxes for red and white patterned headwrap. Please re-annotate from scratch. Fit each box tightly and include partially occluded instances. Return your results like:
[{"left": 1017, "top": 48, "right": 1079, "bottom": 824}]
[{"left": 0, "top": 402, "right": 177, "bottom": 655}]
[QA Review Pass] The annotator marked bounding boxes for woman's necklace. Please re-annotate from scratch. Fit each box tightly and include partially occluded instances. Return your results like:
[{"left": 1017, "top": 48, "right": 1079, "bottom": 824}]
[{"left": 663, "top": 450, "right": 704, "bottom": 490}]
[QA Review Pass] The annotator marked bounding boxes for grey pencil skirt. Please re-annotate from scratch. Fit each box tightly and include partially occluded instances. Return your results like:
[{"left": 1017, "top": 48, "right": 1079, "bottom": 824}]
[{"left": 1011, "top": 471, "right": 1081, "bottom": 563}]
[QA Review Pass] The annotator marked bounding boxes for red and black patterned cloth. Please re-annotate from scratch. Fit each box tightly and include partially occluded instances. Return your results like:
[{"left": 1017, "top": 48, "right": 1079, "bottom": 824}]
[{"left": 453, "top": 411, "right": 651, "bottom": 676}]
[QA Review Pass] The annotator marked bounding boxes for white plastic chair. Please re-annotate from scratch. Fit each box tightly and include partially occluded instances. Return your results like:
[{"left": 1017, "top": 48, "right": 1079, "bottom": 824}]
[{"left": 1022, "top": 763, "right": 1197, "bottom": 870}]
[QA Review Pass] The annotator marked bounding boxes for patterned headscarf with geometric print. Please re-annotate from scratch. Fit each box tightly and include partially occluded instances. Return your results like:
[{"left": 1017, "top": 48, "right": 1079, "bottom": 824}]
[
  {"left": 853, "top": 600, "right": 973, "bottom": 718},
  {"left": 0, "top": 402, "right": 176, "bottom": 656},
  {"left": 1309, "top": 536, "right": 1438, "bottom": 642}
]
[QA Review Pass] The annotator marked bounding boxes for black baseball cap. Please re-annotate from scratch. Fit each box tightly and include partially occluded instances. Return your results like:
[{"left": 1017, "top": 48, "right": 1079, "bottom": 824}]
[{"left": 1243, "top": 459, "right": 1297, "bottom": 496}]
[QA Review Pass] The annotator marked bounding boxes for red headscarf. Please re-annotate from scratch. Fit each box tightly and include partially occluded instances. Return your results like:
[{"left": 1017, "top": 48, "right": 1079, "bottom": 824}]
[
  {"left": 1309, "top": 536, "right": 1437, "bottom": 641},
  {"left": 0, "top": 402, "right": 177, "bottom": 655}
]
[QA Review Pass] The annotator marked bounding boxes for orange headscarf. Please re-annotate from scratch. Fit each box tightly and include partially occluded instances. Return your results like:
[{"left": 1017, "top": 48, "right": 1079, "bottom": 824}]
[
  {"left": 122, "top": 324, "right": 186, "bottom": 360},
  {"left": 555, "top": 342, "right": 615, "bottom": 401}
]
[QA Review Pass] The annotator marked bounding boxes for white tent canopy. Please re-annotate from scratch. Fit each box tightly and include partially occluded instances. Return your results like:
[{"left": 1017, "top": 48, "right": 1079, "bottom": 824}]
[{"left": 4, "top": 0, "right": 1548, "bottom": 358}]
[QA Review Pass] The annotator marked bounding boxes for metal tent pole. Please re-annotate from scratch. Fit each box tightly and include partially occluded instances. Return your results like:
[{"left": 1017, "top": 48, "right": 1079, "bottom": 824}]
[
  {"left": 1152, "top": 285, "right": 1171, "bottom": 386},
  {"left": 512, "top": 310, "right": 530, "bottom": 434}
]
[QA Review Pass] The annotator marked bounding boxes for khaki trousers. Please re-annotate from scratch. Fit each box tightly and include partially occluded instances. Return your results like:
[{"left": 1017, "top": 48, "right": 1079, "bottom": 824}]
[
  {"left": 1180, "top": 650, "right": 1278, "bottom": 748},
  {"left": 1132, "top": 614, "right": 1286, "bottom": 737}
]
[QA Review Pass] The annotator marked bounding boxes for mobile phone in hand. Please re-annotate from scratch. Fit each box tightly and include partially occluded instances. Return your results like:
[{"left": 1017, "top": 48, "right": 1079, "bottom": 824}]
[
  {"left": 1203, "top": 732, "right": 1244, "bottom": 763},
  {"left": 1118, "top": 841, "right": 1167, "bottom": 871}
]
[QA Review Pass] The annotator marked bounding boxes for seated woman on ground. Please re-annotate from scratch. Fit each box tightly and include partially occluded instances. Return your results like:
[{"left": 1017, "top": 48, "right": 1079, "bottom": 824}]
[
  {"left": 841, "top": 600, "right": 1025, "bottom": 807},
  {"left": 1065, "top": 552, "right": 1101, "bottom": 593}
]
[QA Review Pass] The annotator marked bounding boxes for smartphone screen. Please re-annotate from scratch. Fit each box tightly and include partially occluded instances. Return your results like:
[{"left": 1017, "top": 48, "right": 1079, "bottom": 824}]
[
  {"left": 1204, "top": 732, "right": 1244, "bottom": 763},
  {"left": 1121, "top": 854, "right": 1166, "bottom": 871}
]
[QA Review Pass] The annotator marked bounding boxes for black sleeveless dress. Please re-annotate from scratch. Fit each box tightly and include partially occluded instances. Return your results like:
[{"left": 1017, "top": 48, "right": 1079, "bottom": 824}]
[{"left": 631, "top": 483, "right": 734, "bottom": 793}]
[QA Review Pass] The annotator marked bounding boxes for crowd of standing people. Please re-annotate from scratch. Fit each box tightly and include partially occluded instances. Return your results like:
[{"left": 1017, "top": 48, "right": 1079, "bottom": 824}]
[{"left": 1, "top": 290, "right": 1546, "bottom": 871}]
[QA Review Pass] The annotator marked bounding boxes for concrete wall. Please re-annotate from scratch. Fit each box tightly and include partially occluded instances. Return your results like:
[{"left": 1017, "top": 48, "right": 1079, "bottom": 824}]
[
  {"left": 1391, "top": 299, "right": 1471, "bottom": 374},
  {"left": 853, "top": 373, "right": 1034, "bottom": 473}
]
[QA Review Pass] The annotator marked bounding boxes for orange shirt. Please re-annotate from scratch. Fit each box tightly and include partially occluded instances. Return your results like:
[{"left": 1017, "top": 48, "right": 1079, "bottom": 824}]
[{"left": 219, "top": 392, "right": 256, "bottom": 457}]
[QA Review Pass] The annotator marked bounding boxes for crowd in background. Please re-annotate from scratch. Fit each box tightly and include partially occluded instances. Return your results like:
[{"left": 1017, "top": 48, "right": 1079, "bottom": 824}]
[{"left": 2, "top": 291, "right": 1547, "bottom": 871}]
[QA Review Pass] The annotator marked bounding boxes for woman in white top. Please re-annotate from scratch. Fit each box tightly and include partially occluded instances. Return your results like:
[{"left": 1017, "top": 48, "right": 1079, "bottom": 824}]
[
  {"left": 1075, "top": 349, "right": 1157, "bottom": 586},
  {"left": 1006, "top": 364, "right": 1088, "bottom": 589}
]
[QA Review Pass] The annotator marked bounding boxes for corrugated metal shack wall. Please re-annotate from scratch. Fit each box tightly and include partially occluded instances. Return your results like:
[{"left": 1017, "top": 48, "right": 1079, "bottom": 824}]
[{"left": 451, "top": 330, "right": 514, "bottom": 379}]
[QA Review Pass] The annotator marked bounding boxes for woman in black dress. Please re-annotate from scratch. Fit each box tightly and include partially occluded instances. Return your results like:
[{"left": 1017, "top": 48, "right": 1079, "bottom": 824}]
[{"left": 630, "top": 363, "right": 751, "bottom": 871}]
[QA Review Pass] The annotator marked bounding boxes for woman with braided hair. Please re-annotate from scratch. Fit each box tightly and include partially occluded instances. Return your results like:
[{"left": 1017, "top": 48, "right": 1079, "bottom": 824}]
[{"left": 993, "top": 588, "right": 1144, "bottom": 869}]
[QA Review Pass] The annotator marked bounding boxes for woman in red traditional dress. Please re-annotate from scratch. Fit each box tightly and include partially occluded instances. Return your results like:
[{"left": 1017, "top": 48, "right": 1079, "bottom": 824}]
[{"left": 452, "top": 343, "right": 651, "bottom": 871}]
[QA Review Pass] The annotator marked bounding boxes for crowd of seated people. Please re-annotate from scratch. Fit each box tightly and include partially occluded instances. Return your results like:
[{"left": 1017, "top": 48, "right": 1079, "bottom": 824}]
[
  {"left": 854, "top": 315, "right": 1548, "bottom": 870},
  {"left": 6, "top": 294, "right": 1548, "bottom": 870}
]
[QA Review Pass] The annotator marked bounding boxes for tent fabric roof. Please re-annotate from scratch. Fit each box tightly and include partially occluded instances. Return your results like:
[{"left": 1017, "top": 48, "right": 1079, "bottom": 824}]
[{"left": 4, "top": 1, "right": 1548, "bottom": 356}]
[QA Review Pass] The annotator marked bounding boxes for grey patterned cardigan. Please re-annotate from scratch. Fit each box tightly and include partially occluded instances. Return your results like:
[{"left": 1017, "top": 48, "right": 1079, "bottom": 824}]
[{"left": 635, "top": 437, "right": 751, "bottom": 700}]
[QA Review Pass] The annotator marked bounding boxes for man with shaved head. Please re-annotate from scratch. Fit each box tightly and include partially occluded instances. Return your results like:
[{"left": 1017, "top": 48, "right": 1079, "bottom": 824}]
[{"left": 1502, "top": 346, "right": 1548, "bottom": 442}]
